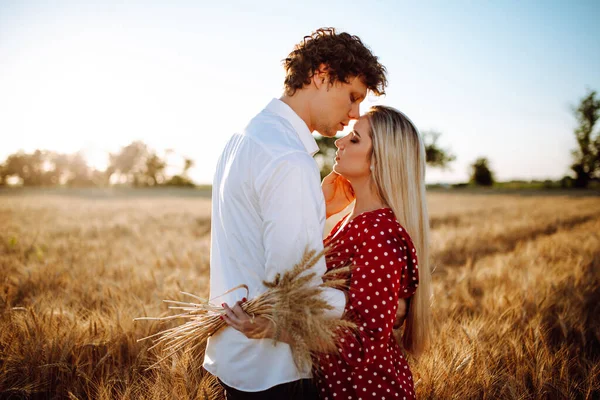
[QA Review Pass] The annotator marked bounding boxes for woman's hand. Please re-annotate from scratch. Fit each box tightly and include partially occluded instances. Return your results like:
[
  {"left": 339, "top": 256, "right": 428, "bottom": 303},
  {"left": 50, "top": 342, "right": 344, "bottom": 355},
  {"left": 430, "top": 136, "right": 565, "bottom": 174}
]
[
  {"left": 393, "top": 298, "right": 408, "bottom": 329},
  {"left": 322, "top": 171, "right": 355, "bottom": 218},
  {"left": 222, "top": 302, "right": 292, "bottom": 343}
]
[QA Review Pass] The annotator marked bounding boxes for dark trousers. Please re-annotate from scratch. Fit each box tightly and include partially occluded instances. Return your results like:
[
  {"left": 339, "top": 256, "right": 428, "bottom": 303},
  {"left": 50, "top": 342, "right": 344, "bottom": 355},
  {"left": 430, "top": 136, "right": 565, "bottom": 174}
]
[{"left": 219, "top": 378, "right": 318, "bottom": 400}]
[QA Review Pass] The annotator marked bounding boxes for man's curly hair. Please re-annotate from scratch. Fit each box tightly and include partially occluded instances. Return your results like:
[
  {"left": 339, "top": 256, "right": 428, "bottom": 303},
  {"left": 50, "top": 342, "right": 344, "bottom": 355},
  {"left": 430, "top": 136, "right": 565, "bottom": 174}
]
[{"left": 283, "top": 27, "right": 387, "bottom": 96}]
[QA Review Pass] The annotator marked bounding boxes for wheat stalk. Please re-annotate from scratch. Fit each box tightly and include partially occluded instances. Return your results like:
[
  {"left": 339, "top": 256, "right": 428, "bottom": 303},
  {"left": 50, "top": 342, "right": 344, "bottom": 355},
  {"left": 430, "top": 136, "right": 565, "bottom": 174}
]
[{"left": 135, "top": 246, "right": 356, "bottom": 373}]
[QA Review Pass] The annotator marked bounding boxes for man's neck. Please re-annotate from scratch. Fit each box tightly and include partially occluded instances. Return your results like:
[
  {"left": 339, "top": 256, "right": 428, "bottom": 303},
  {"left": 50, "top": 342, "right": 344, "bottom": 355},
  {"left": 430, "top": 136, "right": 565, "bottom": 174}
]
[{"left": 280, "top": 93, "right": 314, "bottom": 132}]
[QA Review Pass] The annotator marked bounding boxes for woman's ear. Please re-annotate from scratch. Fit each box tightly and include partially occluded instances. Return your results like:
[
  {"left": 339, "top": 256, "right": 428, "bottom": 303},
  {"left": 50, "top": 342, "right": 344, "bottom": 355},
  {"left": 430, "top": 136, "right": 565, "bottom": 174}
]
[{"left": 369, "top": 153, "right": 376, "bottom": 172}]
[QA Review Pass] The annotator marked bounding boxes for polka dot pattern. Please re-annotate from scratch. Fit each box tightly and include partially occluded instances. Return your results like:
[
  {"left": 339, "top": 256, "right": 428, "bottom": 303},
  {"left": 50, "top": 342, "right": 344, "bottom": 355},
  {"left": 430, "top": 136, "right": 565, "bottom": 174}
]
[{"left": 316, "top": 208, "right": 419, "bottom": 399}]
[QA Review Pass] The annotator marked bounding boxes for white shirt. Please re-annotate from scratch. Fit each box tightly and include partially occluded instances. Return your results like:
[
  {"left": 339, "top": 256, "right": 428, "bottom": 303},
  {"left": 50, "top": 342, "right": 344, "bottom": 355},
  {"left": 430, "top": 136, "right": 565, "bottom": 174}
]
[{"left": 203, "top": 98, "right": 346, "bottom": 391}]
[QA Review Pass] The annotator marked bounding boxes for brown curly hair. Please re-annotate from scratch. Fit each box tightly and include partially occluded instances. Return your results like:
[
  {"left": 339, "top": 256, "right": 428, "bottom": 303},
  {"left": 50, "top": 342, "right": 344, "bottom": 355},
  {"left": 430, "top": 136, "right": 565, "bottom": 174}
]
[{"left": 283, "top": 27, "right": 387, "bottom": 96}]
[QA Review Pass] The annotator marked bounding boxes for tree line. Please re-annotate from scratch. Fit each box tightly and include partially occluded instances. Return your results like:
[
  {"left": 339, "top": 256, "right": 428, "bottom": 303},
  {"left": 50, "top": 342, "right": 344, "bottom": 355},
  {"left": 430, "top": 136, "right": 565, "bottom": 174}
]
[
  {"left": 442, "top": 88, "right": 600, "bottom": 188},
  {"left": 1, "top": 132, "right": 459, "bottom": 189},
  {"left": 0, "top": 141, "right": 195, "bottom": 187},
  {"left": 2, "top": 89, "right": 598, "bottom": 189},
  {"left": 315, "top": 91, "right": 600, "bottom": 188},
  {"left": 467, "top": 88, "right": 600, "bottom": 188}
]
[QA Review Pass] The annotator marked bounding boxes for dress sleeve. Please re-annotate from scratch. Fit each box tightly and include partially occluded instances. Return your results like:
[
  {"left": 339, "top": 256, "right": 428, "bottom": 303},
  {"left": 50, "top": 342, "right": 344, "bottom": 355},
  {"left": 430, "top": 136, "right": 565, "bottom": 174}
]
[{"left": 334, "top": 219, "right": 419, "bottom": 368}]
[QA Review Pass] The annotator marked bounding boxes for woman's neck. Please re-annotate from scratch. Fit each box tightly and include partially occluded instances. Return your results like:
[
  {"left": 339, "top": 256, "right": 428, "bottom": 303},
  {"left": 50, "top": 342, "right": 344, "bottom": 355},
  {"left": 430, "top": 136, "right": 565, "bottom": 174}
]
[{"left": 348, "top": 176, "right": 388, "bottom": 218}]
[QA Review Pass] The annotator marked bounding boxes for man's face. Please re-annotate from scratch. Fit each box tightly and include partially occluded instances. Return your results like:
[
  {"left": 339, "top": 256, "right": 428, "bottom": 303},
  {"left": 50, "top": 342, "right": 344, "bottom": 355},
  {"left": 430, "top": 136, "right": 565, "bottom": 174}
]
[{"left": 311, "top": 75, "right": 368, "bottom": 138}]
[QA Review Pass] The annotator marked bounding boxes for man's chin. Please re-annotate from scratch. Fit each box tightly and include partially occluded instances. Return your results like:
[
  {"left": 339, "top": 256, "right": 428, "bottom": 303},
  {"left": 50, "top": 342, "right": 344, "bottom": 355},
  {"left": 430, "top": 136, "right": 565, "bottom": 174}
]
[{"left": 315, "top": 128, "right": 337, "bottom": 138}]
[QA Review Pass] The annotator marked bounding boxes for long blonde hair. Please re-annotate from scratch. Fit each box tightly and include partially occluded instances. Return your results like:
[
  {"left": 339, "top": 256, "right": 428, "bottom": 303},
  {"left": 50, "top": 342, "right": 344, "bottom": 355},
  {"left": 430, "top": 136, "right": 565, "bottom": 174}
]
[{"left": 365, "top": 105, "right": 432, "bottom": 358}]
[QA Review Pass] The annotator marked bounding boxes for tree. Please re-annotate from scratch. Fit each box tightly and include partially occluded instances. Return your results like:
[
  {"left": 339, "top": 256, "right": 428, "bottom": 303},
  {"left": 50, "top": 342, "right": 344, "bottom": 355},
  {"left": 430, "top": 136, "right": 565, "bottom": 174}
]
[
  {"left": 65, "top": 152, "right": 95, "bottom": 187},
  {"left": 106, "top": 141, "right": 170, "bottom": 186},
  {"left": 1, "top": 153, "right": 27, "bottom": 185},
  {"left": 164, "top": 175, "right": 195, "bottom": 187},
  {"left": 2, "top": 150, "right": 45, "bottom": 186},
  {"left": 183, "top": 157, "right": 194, "bottom": 176},
  {"left": 470, "top": 157, "right": 494, "bottom": 186},
  {"left": 164, "top": 157, "right": 196, "bottom": 187},
  {"left": 48, "top": 152, "right": 71, "bottom": 185},
  {"left": 570, "top": 90, "right": 600, "bottom": 188},
  {"left": 422, "top": 130, "right": 456, "bottom": 169},
  {"left": 144, "top": 152, "right": 167, "bottom": 186},
  {"left": 0, "top": 150, "right": 99, "bottom": 187},
  {"left": 107, "top": 141, "right": 149, "bottom": 185}
]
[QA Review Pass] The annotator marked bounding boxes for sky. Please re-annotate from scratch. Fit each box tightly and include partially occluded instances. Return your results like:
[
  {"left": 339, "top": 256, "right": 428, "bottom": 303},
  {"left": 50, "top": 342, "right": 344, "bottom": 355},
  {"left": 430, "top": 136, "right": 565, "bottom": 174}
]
[{"left": 1, "top": 0, "right": 599, "bottom": 184}]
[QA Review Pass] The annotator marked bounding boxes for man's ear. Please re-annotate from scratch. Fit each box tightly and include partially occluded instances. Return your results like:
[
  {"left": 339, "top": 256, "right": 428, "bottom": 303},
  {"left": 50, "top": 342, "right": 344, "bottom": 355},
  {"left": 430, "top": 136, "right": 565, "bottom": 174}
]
[{"left": 312, "top": 63, "right": 329, "bottom": 89}]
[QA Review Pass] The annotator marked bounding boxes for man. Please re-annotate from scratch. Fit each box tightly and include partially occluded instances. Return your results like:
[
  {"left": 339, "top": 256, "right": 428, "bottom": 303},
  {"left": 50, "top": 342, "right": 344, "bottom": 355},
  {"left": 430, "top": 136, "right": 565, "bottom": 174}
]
[{"left": 203, "top": 27, "right": 387, "bottom": 399}]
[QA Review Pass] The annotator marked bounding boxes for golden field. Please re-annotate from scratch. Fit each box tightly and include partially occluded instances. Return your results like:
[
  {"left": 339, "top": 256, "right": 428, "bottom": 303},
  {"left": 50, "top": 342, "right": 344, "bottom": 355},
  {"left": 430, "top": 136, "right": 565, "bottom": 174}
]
[{"left": 1, "top": 188, "right": 599, "bottom": 399}]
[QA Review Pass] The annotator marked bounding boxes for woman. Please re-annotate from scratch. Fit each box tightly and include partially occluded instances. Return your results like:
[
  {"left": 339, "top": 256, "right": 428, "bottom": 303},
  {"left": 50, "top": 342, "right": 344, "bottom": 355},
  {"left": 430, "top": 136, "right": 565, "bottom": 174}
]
[
  {"left": 223, "top": 106, "right": 431, "bottom": 399},
  {"left": 315, "top": 105, "right": 431, "bottom": 399}
]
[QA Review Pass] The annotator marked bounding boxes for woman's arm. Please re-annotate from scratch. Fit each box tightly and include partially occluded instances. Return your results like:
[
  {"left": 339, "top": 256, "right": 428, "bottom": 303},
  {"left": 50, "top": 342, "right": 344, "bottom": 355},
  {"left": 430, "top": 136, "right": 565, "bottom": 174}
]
[
  {"left": 333, "top": 227, "right": 418, "bottom": 367},
  {"left": 394, "top": 297, "right": 408, "bottom": 328}
]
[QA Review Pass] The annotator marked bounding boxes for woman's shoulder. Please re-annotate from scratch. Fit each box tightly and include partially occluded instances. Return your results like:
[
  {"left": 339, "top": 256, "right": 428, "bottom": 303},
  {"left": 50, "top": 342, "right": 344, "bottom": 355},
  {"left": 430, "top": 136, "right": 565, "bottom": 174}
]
[
  {"left": 361, "top": 208, "right": 416, "bottom": 249},
  {"left": 351, "top": 207, "right": 395, "bottom": 227},
  {"left": 362, "top": 210, "right": 419, "bottom": 285},
  {"left": 326, "top": 207, "right": 415, "bottom": 248}
]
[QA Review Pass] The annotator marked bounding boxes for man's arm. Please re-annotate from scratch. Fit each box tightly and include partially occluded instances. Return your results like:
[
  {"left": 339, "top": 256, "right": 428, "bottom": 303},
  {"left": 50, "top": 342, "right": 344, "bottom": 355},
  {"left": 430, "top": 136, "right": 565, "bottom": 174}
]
[
  {"left": 222, "top": 152, "right": 347, "bottom": 341},
  {"left": 255, "top": 152, "right": 346, "bottom": 318}
]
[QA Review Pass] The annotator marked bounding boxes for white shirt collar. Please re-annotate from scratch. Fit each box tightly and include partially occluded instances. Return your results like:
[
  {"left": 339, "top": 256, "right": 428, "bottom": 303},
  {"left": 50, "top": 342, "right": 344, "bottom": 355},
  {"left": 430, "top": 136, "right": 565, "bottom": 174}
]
[{"left": 266, "top": 98, "right": 319, "bottom": 156}]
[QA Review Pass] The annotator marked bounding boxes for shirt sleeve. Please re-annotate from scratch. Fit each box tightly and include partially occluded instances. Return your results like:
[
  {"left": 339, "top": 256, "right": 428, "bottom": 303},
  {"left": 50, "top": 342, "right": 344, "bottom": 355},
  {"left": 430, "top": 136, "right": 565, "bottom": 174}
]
[
  {"left": 255, "top": 151, "right": 346, "bottom": 319},
  {"left": 334, "top": 223, "right": 419, "bottom": 367}
]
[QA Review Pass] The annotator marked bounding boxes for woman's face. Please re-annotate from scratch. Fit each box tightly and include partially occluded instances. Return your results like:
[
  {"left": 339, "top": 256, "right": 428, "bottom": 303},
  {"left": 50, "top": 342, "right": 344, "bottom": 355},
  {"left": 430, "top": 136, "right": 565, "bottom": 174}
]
[{"left": 333, "top": 117, "right": 373, "bottom": 179}]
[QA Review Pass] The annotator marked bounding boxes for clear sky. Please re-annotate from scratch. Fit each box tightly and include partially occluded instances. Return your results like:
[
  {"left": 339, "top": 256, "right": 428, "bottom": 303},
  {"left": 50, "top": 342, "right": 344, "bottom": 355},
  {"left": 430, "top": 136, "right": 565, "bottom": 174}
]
[{"left": 1, "top": 0, "right": 599, "bottom": 184}]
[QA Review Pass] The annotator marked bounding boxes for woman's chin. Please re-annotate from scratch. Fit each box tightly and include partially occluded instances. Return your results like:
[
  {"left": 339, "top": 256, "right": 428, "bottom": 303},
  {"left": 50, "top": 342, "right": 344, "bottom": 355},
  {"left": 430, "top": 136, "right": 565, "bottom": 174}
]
[{"left": 332, "top": 166, "right": 347, "bottom": 178}]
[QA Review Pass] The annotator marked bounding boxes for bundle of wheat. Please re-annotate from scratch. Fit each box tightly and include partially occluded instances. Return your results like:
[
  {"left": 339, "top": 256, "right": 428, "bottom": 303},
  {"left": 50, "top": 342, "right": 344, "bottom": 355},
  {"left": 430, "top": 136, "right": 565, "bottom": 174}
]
[{"left": 135, "top": 247, "right": 356, "bottom": 373}]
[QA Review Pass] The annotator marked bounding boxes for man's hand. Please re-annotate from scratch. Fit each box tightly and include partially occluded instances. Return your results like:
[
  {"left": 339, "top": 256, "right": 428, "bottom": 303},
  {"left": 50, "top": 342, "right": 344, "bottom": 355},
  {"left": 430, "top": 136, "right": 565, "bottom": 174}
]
[
  {"left": 221, "top": 301, "right": 275, "bottom": 340},
  {"left": 322, "top": 171, "right": 355, "bottom": 218},
  {"left": 393, "top": 298, "right": 408, "bottom": 329}
]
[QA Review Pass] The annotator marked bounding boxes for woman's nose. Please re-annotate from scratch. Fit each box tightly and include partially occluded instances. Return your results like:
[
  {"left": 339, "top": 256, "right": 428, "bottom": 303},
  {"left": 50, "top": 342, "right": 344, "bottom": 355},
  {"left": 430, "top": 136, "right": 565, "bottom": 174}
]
[{"left": 334, "top": 137, "right": 343, "bottom": 149}]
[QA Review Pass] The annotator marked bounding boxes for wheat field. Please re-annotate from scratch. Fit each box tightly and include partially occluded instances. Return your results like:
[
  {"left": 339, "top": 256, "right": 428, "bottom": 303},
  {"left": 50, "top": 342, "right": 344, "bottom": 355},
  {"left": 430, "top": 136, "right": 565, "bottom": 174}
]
[{"left": 1, "top": 189, "right": 599, "bottom": 399}]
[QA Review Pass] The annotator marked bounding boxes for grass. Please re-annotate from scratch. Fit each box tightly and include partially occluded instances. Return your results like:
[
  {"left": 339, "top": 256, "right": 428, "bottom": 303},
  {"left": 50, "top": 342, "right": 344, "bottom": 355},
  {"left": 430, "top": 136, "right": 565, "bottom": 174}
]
[{"left": 1, "top": 189, "right": 599, "bottom": 399}]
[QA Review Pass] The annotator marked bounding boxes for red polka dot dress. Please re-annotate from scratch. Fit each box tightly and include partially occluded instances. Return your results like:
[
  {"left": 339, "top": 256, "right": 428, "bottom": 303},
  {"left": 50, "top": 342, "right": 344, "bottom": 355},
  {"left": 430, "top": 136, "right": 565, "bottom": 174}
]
[{"left": 316, "top": 208, "right": 419, "bottom": 400}]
